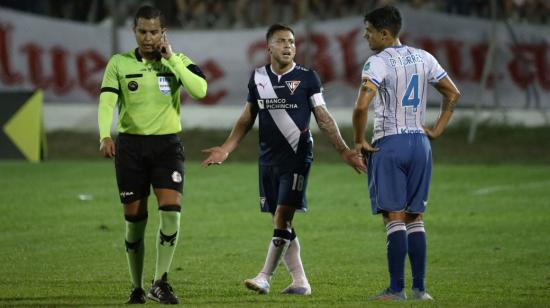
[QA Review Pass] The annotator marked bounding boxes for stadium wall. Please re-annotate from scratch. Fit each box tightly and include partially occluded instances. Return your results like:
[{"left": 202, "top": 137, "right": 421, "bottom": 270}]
[
  {"left": 44, "top": 104, "right": 550, "bottom": 133},
  {"left": 1, "top": 6, "right": 549, "bottom": 132}
]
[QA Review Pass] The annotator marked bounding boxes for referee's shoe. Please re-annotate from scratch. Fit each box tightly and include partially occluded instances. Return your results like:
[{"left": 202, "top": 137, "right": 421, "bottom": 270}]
[
  {"left": 148, "top": 273, "right": 179, "bottom": 304},
  {"left": 126, "top": 287, "right": 146, "bottom": 304}
]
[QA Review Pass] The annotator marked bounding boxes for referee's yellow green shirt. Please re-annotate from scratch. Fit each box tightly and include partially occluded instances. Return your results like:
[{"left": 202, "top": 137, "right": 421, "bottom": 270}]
[{"left": 98, "top": 48, "right": 207, "bottom": 140}]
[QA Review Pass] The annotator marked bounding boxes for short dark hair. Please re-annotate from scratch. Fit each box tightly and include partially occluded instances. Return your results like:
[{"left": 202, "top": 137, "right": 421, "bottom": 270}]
[
  {"left": 134, "top": 5, "right": 166, "bottom": 28},
  {"left": 364, "top": 5, "right": 402, "bottom": 37},
  {"left": 266, "top": 23, "right": 294, "bottom": 42}
]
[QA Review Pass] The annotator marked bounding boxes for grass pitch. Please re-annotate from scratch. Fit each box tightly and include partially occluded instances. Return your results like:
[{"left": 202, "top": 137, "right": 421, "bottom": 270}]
[{"left": 0, "top": 161, "right": 549, "bottom": 307}]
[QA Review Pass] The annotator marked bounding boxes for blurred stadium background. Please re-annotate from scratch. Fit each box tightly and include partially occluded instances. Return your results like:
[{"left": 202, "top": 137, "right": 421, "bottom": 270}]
[
  {"left": 0, "top": 0, "right": 549, "bottom": 162},
  {"left": 0, "top": 1, "right": 549, "bottom": 306}
]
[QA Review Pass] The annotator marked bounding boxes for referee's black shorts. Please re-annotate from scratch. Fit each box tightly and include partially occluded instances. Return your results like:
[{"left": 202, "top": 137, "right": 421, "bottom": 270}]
[{"left": 115, "top": 133, "right": 185, "bottom": 204}]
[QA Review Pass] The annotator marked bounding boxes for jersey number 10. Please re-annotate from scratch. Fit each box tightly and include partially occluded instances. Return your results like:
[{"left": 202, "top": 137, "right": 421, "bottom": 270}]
[{"left": 402, "top": 74, "right": 420, "bottom": 109}]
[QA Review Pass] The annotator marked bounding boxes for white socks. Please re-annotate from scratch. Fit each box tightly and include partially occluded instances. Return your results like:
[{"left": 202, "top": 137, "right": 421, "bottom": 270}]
[
  {"left": 283, "top": 236, "right": 309, "bottom": 286},
  {"left": 258, "top": 229, "right": 292, "bottom": 280}
]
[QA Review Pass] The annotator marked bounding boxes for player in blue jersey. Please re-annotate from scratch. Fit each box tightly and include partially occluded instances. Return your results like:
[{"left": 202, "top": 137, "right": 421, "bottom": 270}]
[
  {"left": 352, "top": 5, "right": 460, "bottom": 301},
  {"left": 202, "top": 23, "right": 366, "bottom": 295}
]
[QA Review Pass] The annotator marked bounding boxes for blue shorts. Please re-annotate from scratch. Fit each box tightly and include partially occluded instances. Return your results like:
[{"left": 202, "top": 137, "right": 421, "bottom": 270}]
[
  {"left": 367, "top": 133, "right": 432, "bottom": 215},
  {"left": 259, "top": 163, "right": 311, "bottom": 214}
]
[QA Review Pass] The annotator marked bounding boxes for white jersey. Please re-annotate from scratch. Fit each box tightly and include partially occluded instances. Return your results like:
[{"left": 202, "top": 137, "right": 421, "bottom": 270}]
[{"left": 362, "top": 45, "right": 447, "bottom": 142}]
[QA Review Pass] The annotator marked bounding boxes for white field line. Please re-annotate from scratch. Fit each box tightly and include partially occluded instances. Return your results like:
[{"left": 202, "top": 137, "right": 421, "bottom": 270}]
[{"left": 472, "top": 181, "right": 550, "bottom": 196}]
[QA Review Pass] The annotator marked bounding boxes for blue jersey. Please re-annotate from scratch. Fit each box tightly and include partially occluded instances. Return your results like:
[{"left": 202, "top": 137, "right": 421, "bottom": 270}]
[{"left": 247, "top": 63, "right": 326, "bottom": 167}]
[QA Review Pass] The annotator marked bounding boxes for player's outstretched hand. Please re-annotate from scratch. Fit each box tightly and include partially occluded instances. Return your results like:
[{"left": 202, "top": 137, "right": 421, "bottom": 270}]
[
  {"left": 100, "top": 137, "right": 116, "bottom": 159},
  {"left": 341, "top": 148, "right": 367, "bottom": 174},
  {"left": 201, "top": 146, "right": 229, "bottom": 168}
]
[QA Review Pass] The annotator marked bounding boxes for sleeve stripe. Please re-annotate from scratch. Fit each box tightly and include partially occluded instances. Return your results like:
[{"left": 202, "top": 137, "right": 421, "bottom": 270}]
[
  {"left": 186, "top": 64, "right": 206, "bottom": 80},
  {"left": 435, "top": 71, "right": 447, "bottom": 80},
  {"left": 310, "top": 92, "right": 326, "bottom": 108},
  {"left": 100, "top": 87, "right": 120, "bottom": 95}
]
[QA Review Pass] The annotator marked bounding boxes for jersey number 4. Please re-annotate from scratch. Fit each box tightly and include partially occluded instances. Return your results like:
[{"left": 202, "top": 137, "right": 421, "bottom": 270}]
[{"left": 402, "top": 74, "right": 420, "bottom": 109}]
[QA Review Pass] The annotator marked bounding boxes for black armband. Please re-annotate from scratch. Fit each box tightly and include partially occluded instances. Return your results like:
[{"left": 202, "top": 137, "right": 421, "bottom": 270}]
[{"left": 186, "top": 64, "right": 206, "bottom": 80}]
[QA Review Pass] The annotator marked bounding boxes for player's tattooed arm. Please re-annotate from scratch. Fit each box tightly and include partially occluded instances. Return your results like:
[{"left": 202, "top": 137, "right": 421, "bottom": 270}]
[
  {"left": 313, "top": 105, "right": 349, "bottom": 154},
  {"left": 314, "top": 105, "right": 367, "bottom": 173}
]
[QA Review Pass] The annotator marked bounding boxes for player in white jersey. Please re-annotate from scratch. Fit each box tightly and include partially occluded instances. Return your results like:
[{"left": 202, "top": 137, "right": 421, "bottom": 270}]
[{"left": 352, "top": 5, "right": 460, "bottom": 301}]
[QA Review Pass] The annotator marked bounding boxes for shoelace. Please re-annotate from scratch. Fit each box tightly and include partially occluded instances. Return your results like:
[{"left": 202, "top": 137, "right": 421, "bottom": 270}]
[{"left": 153, "top": 282, "right": 173, "bottom": 298}]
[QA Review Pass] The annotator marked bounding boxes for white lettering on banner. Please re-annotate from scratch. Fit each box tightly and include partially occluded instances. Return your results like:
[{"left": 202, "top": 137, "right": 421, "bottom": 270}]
[
  {"left": 0, "top": 8, "right": 110, "bottom": 101},
  {"left": 1, "top": 7, "right": 550, "bottom": 107}
]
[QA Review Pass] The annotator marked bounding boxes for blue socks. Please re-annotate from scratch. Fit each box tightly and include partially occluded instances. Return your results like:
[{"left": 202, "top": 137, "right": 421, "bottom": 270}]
[
  {"left": 386, "top": 221, "right": 407, "bottom": 292},
  {"left": 407, "top": 221, "right": 427, "bottom": 291}
]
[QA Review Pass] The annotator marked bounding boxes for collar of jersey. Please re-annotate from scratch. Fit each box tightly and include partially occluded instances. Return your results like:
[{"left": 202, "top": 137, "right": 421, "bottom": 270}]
[
  {"left": 386, "top": 45, "right": 407, "bottom": 49},
  {"left": 269, "top": 62, "right": 296, "bottom": 82},
  {"left": 134, "top": 48, "right": 162, "bottom": 62}
]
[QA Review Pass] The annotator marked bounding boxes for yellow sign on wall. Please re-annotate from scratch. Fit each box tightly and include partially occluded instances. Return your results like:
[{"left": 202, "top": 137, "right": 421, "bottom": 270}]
[{"left": 0, "top": 91, "right": 47, "bottom": 162}]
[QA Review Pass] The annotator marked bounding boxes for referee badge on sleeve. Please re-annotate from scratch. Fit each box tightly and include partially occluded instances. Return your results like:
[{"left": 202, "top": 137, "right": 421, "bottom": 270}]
[{"left": 158, "top": 76, "right": 172, "bottom": 95}]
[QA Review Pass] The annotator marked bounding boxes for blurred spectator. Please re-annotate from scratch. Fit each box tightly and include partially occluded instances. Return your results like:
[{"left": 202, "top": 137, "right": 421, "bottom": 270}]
[
  {"left": 469, "top": 0, "right": 490, "bottom": 17},
  {"left": 1, "top": 0, "right": 549, "bottom": 26},
  {"left": 444, "top": 0, "right": 470, "bottom": 15},
  {"left": 503, "top": 0, "right": 550, "bottom": 23},
  {"left": 49, "top": 0, "right": 109, "bottom": 22},
  {"left": 234, "top": 0, "right": 308, "bottom": 27},
  {"left": 176, "top": 0, "right": 230, "bottom": 28},
  {"left": 0, "top": 0, "right": 48, "bottom": 15}
]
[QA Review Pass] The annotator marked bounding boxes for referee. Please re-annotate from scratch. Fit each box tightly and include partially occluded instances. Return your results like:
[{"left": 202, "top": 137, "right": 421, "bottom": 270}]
[{"left": 98, "top": 5, "right": 207, "bottom": 305}]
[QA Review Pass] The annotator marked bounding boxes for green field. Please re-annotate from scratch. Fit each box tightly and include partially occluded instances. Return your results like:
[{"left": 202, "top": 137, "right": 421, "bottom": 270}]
[{"left": 1, "top": 161, "right": 549, "bottom": 307}]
